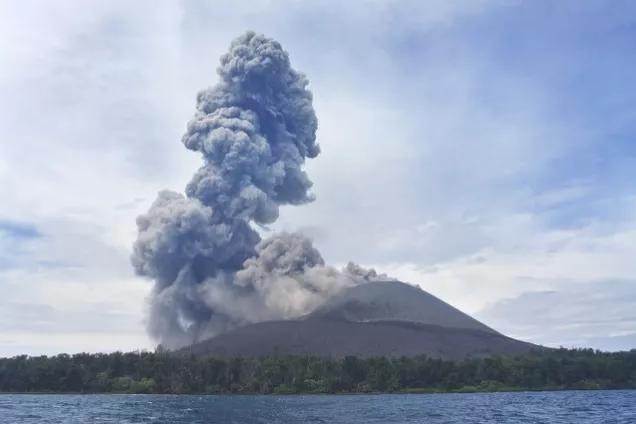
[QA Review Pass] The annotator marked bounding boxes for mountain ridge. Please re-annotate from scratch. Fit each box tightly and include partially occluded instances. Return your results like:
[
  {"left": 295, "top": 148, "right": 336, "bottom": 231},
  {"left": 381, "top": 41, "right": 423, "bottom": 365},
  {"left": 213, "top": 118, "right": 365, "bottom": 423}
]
[{"left": 180, "top": 280, "right": 538, "bottom": 359}]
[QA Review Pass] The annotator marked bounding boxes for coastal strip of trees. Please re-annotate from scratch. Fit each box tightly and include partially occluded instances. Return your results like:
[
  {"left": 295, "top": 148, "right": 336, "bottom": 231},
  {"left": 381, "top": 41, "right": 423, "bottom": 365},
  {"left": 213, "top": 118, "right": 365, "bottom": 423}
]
[{"left": 0, "top": 348, "right": 634, "bottom": 394}]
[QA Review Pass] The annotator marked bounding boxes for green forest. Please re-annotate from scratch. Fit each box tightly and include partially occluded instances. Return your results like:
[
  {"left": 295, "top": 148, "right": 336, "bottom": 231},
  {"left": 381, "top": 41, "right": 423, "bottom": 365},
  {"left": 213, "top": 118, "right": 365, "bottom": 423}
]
[{"left": 1, "top": 348, "right": 634, "bottom": 394}]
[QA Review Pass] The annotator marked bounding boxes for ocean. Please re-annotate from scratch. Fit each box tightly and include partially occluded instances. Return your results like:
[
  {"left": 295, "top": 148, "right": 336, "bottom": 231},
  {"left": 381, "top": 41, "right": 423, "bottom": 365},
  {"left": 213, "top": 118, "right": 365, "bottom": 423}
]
[{"left": 1, "top": 390, "right": 634, "bottom": 423}]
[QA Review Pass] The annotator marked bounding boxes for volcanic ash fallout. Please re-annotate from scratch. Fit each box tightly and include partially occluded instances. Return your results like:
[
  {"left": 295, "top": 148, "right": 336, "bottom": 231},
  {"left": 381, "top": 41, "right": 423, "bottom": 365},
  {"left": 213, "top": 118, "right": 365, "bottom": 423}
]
[{"left": 132, "top": 32, "right": 380, "bottom": 349}]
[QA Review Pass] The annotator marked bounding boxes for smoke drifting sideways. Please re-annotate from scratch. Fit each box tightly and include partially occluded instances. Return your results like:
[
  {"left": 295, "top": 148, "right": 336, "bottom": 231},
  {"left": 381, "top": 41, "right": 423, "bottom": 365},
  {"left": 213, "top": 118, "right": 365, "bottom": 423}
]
[{"left": 132, "top": 32, "right": 381, "bottom": 349}]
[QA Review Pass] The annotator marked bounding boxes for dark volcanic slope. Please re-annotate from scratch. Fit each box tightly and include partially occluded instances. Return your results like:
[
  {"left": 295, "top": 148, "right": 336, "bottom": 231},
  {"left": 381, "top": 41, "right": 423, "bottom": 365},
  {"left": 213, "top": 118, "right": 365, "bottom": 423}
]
[
  {"left": 184, "top": 319, "right": 535, "bottom": 359},
  {"left": 308, "top": 280, "right": 498, "bottom": 334},
  {"left": 182, "top": 281, "right": 537, "bottom": 359}
]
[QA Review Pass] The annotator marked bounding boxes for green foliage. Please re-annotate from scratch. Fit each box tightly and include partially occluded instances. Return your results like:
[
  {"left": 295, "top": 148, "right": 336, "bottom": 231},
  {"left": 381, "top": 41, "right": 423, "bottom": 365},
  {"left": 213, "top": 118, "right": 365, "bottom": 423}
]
[{"left": 0, "top": 348, "right": 634, "bottom": 394}]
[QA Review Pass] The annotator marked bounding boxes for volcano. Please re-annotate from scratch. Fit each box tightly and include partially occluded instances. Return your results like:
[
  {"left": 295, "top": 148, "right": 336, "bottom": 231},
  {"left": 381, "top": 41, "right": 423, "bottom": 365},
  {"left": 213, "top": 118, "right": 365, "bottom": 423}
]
[{"left": 182, "top": 281, "right": 537, "bottom": 359}]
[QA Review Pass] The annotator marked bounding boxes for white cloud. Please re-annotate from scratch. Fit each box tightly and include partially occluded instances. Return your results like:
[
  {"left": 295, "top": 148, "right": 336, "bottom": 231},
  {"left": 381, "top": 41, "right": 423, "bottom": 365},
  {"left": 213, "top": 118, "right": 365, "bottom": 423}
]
[
  {"left": 0, "top": 266, "right": 152, "bottom": 356},
  {"left": 476, "top": 280, "right": 636, "bottom": 351},
  {"left": 0, "top": 0, "right": 634, "bottom": 353},
  {"left": 376, "top": 209, "right": 636, "bottom": 350}
]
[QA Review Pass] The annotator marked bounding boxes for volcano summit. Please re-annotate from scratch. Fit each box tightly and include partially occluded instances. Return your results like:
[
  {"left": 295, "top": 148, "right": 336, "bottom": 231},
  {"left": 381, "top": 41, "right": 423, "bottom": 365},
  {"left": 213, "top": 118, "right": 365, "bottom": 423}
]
[{"left": 183, "top": 280, "right": 536, "bottom": 359}]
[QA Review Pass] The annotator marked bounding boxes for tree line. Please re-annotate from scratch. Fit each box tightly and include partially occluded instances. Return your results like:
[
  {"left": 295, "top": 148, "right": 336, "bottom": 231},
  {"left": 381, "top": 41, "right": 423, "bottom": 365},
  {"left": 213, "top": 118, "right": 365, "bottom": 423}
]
[{"left": 0, "top": 348, "right": 634, "bottom": 394}]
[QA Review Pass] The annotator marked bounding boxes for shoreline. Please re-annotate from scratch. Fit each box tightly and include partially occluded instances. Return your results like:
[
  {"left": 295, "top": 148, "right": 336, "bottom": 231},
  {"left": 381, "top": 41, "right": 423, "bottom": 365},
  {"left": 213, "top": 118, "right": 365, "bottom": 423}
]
[{"left": 2, "top": 387, "right": 634, "bottom": 396}]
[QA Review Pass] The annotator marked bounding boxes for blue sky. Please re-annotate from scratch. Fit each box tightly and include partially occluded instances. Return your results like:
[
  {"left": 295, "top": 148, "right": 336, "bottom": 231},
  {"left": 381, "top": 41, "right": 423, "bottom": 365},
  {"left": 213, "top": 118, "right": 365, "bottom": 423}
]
[{"left": 1, "top": 0, "right": 635, "bottom": 355}]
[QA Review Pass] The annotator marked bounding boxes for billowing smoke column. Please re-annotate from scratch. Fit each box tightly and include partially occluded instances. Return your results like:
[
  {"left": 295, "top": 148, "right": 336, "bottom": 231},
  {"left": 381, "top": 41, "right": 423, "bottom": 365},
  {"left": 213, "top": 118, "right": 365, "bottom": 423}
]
[{"left": 132, "top": 32, "right": 378, "bottom": 349}]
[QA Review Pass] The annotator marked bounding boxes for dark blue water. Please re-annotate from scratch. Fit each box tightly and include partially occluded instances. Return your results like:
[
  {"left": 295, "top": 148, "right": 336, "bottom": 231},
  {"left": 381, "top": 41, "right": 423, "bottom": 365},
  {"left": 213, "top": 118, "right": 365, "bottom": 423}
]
[{"left": 0, "top": 390, "right": 634, "bottom": 423}]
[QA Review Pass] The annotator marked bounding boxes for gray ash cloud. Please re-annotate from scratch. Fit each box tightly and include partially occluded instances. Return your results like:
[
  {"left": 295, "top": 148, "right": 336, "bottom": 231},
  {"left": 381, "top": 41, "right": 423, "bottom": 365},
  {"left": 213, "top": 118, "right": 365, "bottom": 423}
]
[{"left": 132, "top": 32, "right": 378, "bottom": 349}]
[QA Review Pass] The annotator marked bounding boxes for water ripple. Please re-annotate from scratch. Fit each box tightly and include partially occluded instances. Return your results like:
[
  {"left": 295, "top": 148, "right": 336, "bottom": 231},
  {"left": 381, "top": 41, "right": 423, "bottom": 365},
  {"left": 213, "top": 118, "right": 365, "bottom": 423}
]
[{"left": 0, "top": 391, "right": 634, "bottom": 423}]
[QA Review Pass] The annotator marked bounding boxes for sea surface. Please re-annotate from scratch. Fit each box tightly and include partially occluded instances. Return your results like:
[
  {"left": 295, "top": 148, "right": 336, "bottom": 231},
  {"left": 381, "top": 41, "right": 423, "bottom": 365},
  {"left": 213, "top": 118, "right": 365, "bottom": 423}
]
[{"left": 0, "top": 390, "right": 634, "bottom": 423}]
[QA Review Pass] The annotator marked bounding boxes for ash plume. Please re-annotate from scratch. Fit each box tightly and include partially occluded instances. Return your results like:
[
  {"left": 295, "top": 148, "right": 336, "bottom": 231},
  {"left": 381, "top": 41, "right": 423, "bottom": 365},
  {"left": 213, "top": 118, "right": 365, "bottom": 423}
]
[{"left": 132, "top": 32, "right": 378, "bottom": 349}]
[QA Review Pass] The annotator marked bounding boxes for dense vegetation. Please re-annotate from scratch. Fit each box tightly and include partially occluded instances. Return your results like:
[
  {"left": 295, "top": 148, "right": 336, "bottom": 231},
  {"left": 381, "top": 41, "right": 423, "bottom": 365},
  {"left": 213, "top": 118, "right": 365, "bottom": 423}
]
[{"left": 0, "top": 349, "right": 634, "bottom": 394}]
